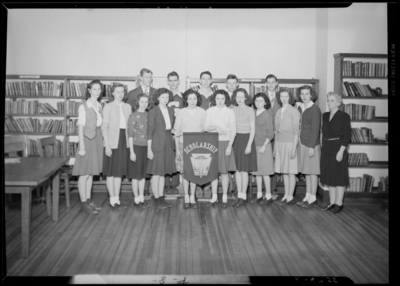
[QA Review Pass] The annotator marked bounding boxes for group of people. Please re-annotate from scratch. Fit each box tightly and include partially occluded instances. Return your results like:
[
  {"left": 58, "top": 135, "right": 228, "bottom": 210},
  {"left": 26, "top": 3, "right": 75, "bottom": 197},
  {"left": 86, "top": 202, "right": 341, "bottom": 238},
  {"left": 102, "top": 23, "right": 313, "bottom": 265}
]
[{"left": 71, "top": 69, "right": 351, "bottom": 215}]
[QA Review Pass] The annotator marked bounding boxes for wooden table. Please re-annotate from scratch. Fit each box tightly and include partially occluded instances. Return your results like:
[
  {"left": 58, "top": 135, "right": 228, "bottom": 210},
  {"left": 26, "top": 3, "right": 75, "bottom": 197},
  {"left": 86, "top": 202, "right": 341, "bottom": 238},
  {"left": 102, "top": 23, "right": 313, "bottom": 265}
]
[{"left": 4, "top": 157, "right": 69, "bottom": 257}]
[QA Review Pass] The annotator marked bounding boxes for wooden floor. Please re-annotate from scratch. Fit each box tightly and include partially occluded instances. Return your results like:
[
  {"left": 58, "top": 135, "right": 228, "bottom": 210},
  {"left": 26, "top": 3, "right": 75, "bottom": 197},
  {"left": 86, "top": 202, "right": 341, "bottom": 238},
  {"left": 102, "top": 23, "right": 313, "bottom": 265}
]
[{"left": 5, "top": 191, "right": 388, "bottom": 283}]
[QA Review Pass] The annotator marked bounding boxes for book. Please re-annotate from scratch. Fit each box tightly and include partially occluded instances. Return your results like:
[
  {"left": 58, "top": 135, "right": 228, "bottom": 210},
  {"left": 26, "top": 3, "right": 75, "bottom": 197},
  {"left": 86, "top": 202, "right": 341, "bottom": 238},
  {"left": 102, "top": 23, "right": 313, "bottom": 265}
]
[
  {"left": 356, "top": 177, "right": 361, "bottom": 192},
  {"left": 362, "top": 175, "right": 368, "bottom": 192},
  {"left": 369, "top": 176, "right": 375, "bottom": 193}
]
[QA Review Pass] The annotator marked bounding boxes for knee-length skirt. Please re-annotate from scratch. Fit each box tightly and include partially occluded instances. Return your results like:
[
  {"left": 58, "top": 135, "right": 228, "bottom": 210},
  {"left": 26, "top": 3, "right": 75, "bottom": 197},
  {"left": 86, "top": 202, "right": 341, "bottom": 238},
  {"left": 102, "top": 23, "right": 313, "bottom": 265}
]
[
  {"left": 147, "top": 130, "right": 177, "bottom": 176},
  {"left": 297, "top": 144, "right": 321, "bottom": 175},
  {"left": 232, "top": 133, "right": 257, "bottom": 172},
  {"left": 218, "top": 140, "right": 236, "bottom": 174},
  {"left": 72, "top": 127, "right": 103, "bottom": 176},
  {"left": 274, "top": 141, "right": 298, "bottom": 174},
  {"left": 127, "top": 145, "right": 148, "bottom": 180},
  {"left": 320, "top": 150, "right": 349, "bottom": 187},
  {"left": 102, "top": 129, "right": 128, "bottom": 177},
  {"left": 253, "top": 144, "right": 274, "bottom": 176}
]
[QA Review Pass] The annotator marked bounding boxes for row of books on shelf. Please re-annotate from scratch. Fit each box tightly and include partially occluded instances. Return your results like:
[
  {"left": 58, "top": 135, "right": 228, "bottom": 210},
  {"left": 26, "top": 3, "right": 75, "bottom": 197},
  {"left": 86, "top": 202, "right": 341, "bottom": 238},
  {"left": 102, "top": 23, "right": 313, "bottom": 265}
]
[
  {"left": 342, "top": 81, "right": 382, "bottom": 97},
  {"left": 5, "top": 99, "right": 60, "bottom": 115},
  {"left": 6, "top": 81, "right": 64, "bottom": 97},
  {"left": 68, "top": 82, "right": 128, "bottom": 98},
  {"left": 351, "top": 127, "right": 374, "bottom": 143},
  {"left": 339, "top": 103, "right": 376, "bottom": 120},
  {"left": 28, "top": 139, "right": 79, "bottom": 157},
  {"left": 346, "top": 175, "right": 388, "bottom": 193},
  {"left": 348, "top": 153, "right": 368, "bottom": 166},
  {"left": 342, "top": 61, "right": 388, "bottom": 77},
  {"left": 4, "top": 116, "right": 79, "bottom": 134}
]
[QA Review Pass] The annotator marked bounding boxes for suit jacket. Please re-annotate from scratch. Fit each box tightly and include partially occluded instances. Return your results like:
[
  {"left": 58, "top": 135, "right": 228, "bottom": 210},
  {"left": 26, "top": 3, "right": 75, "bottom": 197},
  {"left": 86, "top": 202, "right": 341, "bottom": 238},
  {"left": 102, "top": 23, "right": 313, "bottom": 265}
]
[
  {"left": 101, "top": 101, "right": 132, "bottom": 149},
  {"left": 147, "top": 105, "right": 175, "bottom": 152},
  {"left": 125, "top": 85, "right": 157, "bottom": 107}
]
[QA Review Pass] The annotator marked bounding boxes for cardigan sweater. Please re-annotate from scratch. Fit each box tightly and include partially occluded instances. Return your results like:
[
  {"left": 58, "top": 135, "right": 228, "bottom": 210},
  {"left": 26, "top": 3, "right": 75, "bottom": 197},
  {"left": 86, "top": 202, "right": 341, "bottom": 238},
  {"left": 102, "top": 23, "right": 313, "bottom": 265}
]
[
  {"left": 174, "top": 107, "right": 206, "bottom": 143},
  {"left": 274, "top": 104, "right": 300, "bottom": 142},
  {"left": 299, "top": 103, "right": 322, "bottom": 148}
]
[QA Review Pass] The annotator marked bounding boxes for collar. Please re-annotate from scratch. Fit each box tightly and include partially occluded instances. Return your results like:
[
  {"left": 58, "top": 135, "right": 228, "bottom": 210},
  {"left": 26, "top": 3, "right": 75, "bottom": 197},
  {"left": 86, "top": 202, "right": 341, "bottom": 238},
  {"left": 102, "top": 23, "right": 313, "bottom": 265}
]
[
  {"left": 86, "top": 99, "right": 101, "bottom": 109},
  {"left": 299, "top": 101, "right": 314, "bottom": 111},
  {"left": 114, "top": 100, "right": 124, "bottom": 107},
  {"left": 173, "top": 92, "right": 182, "bottom": 98},
  {"left": 141, "top": 84, "right": 150, "bottom": 92},
  {"left": 267, "top": 91, "right": 276, "bottom": 97}
]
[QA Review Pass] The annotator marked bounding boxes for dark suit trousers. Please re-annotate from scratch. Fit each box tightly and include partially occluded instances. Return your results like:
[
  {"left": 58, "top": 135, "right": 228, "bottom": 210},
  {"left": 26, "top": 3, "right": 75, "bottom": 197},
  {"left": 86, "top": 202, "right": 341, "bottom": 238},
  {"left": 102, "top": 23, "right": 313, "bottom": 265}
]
[{"left": 164, "top": 172, "right": 180, "bottom": 187}]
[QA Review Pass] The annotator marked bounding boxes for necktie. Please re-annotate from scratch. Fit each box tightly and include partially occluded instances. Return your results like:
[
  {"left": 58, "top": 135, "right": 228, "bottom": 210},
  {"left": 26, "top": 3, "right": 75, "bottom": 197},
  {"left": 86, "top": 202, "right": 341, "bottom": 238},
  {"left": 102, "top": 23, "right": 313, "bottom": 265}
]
[
  {"left": 145, "top": 88, "right": 149, "bottom": 95},
  {"left": 270, "top": 95, "right": 275, "bottom": 107}
]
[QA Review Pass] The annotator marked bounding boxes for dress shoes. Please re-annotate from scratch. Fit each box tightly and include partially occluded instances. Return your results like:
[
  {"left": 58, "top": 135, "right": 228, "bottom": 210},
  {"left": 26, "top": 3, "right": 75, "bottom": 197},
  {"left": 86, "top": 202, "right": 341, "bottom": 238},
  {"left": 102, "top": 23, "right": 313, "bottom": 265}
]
[
  {"left": 114, "top": 202, "right": 127, "bottom": 211},
  {"left": 183, "top": 202, "right": 190, "bottom": 209},
  {"left": 190, "top": 203, "right": 198, "bottom": 209},
  {"left": 206, "top": 200, "right": 218, "bottom": 207},
  {"left": 160, "top": 196, "right": 172, "bottom": 208},
  {"left": 231, "top": 198, "right": 240, "bottom": 206},
  {"left": 260, "top": 198, "right": 273, "bottom": 205},
  {"left": 320, "top": 203, "right": 335, "bottom": 211},
  {"left": 296, "top": 200, "right": 307, "bottom": 206},
  {"left": 286, "top": 198, "right": 297, "bottom": 205},
  {"left": 81, "top": 202, "right": 99, "bottom": 215},
  {"left": 222, "top": 202, "right": 228, "bottom": 208},
  {"left": 301, "top": 200, "right": 318, "bottom": 209},
  {"left": 155, "top": 198, "right": 168, "bottom": 209},
  {"left": 235, "top": 198, "right": 246, "bottom": 207},
  {"left": 255, "top": 197, "right": 264, "bottom": 205},
  {"left": 332, "top": 204, "right": 343, "bottom": 214},
  {"left": 87, "top": 199, "right": 102, "bottom": 211}
]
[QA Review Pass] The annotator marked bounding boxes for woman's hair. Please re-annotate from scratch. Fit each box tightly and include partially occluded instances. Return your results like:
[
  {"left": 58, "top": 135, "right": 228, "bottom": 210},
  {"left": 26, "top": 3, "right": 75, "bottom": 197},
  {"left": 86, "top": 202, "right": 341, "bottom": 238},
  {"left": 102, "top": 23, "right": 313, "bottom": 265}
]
[
  {"left": 110, "top": 82, "right": 127, "bottom": 101},
  {"left": 209, "top": 89, "right": 231, "bottom": 107},
  {"left": 152, "top": 87, "right": 173, "bottom": 105},
  {"left": 182, "top": 89, "right": 202, "bottom": 107},
  {"left": 276, "top": 88, "right": 296, "bottom": 106},
  {"left": 131, "top": 93, "right": 152, "bottom": 112},
  {"left": 326, "top": 91, "right": 343, "bottom": 106},
  {"left": 231, "top": 88, "right": 252, "bottom": 106},
  {"left": 85, "top": 79, "right": 103, "bottom": 101},
  {"left": 298, "top": 85, "right": 318, "bottom": 103},
  {"left": 252, "top": 93, "right": 271, "bottom": 110}
]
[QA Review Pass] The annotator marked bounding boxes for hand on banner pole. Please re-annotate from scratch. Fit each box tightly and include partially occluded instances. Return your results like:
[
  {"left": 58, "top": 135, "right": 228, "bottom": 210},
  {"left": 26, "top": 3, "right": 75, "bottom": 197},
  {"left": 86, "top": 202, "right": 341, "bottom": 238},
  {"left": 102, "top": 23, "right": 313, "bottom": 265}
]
[{"left": 176, "top": 150, "right": 181, "bottom": 161}]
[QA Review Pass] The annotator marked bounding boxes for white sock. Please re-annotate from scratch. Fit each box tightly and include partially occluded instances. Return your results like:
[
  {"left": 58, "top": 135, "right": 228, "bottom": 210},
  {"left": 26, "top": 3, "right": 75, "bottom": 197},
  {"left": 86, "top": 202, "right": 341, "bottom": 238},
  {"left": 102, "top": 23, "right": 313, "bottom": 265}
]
[
  {"left": 185, "top": 194, "right": 190, "bottom": 203},
  {"left": 242, "top": 192, "right": 247, "bottom": 200},
  {"left": 134, "top": 196, "right": 140, "bottom": 204},
  {"left": 265, "top": 193, "right": 272, "bottom": 200},
  {"left": 139, "top": 195, "right": 144, "bottom": 203},
  {"left": 303, "top": 193, "right": 311, "bottom": 202},
  {"left": 190, "top": 195, "right": 196, "bottom": 204},
  {"left": 286, "top": 195, "right": 293, "bottom": 202},
  {"left": 222, "top": 194, "right": 228, "bottom": 203},
  {"left": 115, "top": 196, "right": 121, "bottom": 205},
  {"left": 110, "top": 196, "right": 117, "bottom": 206},
  {"left": 308, "top": 195, "right": 316, "bottom": 204},
  {"left": 237, "top": 192, "right": 243, "bottom": 199},
  {"left": 210, "top": 194, "right": 218, "bottom": 203},
  {"left": 257, "top": 191, "right": 263, "bottom": 199}
]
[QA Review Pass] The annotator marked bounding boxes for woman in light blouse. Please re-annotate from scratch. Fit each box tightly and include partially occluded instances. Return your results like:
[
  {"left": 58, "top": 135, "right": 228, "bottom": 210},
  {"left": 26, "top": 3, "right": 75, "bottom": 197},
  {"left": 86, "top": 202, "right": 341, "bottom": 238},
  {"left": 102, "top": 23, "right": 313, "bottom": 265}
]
[{"left": 204, "top": 90, "right": 236, "bottom": 208}]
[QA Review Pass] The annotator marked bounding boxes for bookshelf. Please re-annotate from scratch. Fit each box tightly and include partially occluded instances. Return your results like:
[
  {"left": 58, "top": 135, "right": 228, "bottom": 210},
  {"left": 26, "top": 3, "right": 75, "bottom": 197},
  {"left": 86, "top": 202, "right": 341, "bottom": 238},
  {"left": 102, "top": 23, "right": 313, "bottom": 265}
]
[
  {"left": 5, "top": 75, "right": 138, "bottom": 162},
  {"left": 319, "top": 53, "right": 388, "bottom": 204},
  {"left": 186, "top": 77, "right": 319, "bottom": 192}
]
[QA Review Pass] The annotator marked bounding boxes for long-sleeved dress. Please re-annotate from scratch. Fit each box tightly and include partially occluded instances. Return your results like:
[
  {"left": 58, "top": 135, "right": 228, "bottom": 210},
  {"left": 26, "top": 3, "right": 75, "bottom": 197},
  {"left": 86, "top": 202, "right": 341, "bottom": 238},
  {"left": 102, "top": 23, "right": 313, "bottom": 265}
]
[{"left": 320, "top": 110, "right": 351, "bottom": 186}]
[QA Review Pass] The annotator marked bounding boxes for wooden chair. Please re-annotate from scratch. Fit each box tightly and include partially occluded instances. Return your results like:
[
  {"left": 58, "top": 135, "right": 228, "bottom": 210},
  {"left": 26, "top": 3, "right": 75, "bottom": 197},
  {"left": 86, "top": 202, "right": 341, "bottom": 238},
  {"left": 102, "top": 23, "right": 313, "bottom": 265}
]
[{"left": 37, "top": 136, "right": 71, "bottom": 212}]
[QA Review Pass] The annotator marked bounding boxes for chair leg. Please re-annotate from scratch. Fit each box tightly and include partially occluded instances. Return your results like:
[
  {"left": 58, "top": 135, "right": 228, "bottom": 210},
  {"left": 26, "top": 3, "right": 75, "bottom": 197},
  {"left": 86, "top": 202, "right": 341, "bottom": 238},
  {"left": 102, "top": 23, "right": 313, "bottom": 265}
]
[
  {"left": 36, "top": 187, "right": 40, "bottom": 198},
  {"left": 64, "top": 176, "right": 70, "bottom": 208},
  {"left": 46, "top": 184, "right": 52, "bottom": 217}
]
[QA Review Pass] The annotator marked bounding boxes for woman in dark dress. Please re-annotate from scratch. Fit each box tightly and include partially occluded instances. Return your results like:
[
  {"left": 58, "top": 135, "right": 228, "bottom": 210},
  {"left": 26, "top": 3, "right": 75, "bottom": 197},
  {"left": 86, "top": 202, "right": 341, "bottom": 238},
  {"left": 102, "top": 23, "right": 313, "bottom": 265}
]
[{"left": 320, "top": 92, "right": 351, "bottom": 214}]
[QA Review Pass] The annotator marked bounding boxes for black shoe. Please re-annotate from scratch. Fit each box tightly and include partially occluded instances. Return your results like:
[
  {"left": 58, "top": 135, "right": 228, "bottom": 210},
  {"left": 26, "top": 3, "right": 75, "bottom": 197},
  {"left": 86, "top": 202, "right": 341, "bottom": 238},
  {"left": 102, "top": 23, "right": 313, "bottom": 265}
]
[
  {"left": 259, "top": 197, "right": 273, "bottom": 205},
  {"left": 155, "top": 198, "right": 168, "bottom": 210},
  {"left": 142, "top": 200, "right": 150, "bottom": 207},
  {"left": 170, "top": 186, "right": 179, "bottom": 194},
  {"left": 206, "top": 200, "right": 218, "bottom": 207},
  {"left": 235, "top": 199, "right": 245, "bottom": 207},
  {"left": 296, "top": 200, "right": 307, "bottom": 206},
  {"left": 190, "top": 203, "right": 198, "bottom": 209},
  {"left": 81, "top": 202, "right": 99, "bottom": 215},
  {"left": 301, "top": 200, "right": 318, "bottom": 209},
  {"left": 332, "top": 204, "right": 343, "bottom": 214},
  {"left": 160, "top": 196, "right": 172, "bottom": 208},
  {"left": 321, "top": 203, "right": 335, "bottom": 211},
  {"left": 184, "top": 202, "right": 190, "bottom": 209},
  {"left": 222, "top": 202, "right": 228, "bottom": 208},
  {"left": 286, "top": 198, "right": 297, "bottom": 205},
  {"left": 87, "top": 199, "right": 102, "bottom": 211},
  {"left": 231, "top": 198, "right": 240, "bottom": 206},
  {"left": 255, "top": 197, "right": 264, "bottom": 205},
  {"left": 114, "top": 202, "right": 127, "bottom": 211},
  {"left": 275, "top": 198, "right": 287, "bottom": 205}
]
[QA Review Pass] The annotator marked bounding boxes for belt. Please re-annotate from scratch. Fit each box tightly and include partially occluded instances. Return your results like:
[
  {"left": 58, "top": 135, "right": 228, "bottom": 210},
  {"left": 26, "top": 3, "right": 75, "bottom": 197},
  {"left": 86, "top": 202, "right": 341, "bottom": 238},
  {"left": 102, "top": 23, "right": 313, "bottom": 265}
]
[{"left": 323, "top": 137, "right": 341, "bottom": 141}]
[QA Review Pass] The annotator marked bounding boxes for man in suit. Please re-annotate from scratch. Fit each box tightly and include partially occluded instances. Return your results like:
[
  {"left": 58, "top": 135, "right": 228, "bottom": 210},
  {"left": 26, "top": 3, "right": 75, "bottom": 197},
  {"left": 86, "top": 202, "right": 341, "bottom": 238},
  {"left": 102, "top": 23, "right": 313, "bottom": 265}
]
[
  {"left": 125, "top": 68, "right": 157, "bottom": 195},
  {"left": 125, "top": 68, "right": 157, "bottom": 107},
  {"left": 165, "top": 71, "right": 183, "bottom": 195},
  {"left": 264, "top": 74, "right": 281, "bottom": 200}
]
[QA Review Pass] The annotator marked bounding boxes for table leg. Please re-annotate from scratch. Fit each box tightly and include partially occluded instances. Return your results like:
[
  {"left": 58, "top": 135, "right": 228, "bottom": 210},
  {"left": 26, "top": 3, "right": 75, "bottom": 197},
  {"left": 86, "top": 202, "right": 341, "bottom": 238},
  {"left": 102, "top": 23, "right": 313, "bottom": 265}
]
[
  {"left": 52, "top": 171, "right": 60, "bottom": 222},
  {"left": 21, "top": 187, "right": 32, "bottom": 258}
]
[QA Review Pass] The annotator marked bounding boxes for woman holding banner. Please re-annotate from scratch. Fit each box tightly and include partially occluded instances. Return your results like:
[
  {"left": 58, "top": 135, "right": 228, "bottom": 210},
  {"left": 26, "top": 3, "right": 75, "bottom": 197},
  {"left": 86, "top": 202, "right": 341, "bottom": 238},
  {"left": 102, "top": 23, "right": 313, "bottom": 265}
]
[
  {"left": 174, "top": 89, "right": 206, "bottom": 209},
  {"left": 204, "top": 90, "right": 237, "bottom": 208}
]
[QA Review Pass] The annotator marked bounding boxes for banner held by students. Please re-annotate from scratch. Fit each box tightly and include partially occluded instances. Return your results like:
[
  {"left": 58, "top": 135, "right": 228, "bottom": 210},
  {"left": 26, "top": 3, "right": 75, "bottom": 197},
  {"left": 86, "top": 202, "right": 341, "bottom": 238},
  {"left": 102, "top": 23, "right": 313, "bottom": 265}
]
[{"left": 183, "top": 132, "right": 219, "bottom": 185}]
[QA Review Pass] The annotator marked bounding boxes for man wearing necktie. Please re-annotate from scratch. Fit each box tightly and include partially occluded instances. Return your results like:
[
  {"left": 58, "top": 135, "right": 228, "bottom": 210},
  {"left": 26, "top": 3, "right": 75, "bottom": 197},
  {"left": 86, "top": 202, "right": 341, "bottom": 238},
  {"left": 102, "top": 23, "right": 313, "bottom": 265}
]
[
  {"left": 125, "top": 68, "right": 157, "bottom": 107},
  {"left": 265, "top": 74, "right": 282, "bottom": 199}
]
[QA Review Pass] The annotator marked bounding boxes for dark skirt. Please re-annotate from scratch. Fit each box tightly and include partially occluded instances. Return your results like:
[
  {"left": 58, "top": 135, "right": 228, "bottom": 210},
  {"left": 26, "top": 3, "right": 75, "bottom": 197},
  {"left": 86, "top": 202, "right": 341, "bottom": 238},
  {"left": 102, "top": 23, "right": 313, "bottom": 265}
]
[
  {"left": 232, "top": 133, "right": 257, "bottom": 172},
  {"left": 147, "top": 130, "right": 177, "bottom": 176},
  {"left": 72, "top": 127, "right": 103, "bottom": 176},
  {"left": 320, "top": 150, "right": 349, "bottom": 187},
  {"left": 128, "top": 145, "right": 148, "bottom": 180},
  {"left": 102, "top": 129, "right": 128, "bottom": 177}
]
